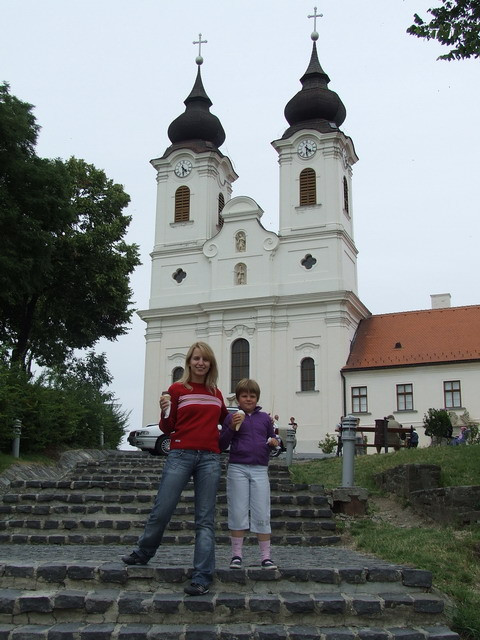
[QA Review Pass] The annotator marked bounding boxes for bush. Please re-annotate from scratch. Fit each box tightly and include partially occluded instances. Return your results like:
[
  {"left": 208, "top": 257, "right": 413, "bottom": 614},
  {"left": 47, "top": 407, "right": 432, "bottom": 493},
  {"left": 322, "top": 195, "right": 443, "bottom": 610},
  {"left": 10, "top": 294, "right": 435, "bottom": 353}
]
[
  {"left": 318, "top": 432, "right": 337, "bottom": 454},
  {"left": 0, "top": 355, "right": 128, "bottom": 454},
  {"left": 423, "top": 408, "right": 452, "bottom": 440}
]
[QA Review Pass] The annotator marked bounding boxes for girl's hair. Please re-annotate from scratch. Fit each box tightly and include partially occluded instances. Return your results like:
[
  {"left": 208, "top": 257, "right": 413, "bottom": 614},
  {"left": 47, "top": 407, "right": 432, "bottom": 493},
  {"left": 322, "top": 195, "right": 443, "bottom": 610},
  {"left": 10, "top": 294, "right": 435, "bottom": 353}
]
[
  {"left": 179, "top": 342, "right": 219, "bottom": 392},
  {"left": 235, "top": 378, "right": 260, "bottom": 401}
]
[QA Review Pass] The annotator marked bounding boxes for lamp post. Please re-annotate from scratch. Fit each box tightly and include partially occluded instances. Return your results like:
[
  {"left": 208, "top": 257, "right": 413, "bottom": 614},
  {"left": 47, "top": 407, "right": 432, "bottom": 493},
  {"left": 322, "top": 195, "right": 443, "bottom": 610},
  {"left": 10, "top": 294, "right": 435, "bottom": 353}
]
[
  {"left": 341, "top": 415, "right": 358, "bottom": 487},
  {"left": 12, "top": 419, "right": 22, "bottom": 458}
]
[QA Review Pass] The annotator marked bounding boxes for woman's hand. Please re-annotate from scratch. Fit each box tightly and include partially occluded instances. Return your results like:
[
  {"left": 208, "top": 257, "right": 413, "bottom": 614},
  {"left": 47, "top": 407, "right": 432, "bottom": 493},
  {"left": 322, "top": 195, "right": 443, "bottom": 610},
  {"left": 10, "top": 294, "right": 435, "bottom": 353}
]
[{"left": 159, "top": 395, "right": 170, "bottom": 413}]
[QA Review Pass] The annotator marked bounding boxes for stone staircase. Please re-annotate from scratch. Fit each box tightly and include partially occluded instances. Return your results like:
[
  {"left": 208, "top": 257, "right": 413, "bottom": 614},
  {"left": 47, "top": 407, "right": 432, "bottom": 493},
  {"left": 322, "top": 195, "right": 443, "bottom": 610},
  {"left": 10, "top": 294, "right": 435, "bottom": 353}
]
[{"left": 0, "top": 449, "right": 458, "bottom": 640}]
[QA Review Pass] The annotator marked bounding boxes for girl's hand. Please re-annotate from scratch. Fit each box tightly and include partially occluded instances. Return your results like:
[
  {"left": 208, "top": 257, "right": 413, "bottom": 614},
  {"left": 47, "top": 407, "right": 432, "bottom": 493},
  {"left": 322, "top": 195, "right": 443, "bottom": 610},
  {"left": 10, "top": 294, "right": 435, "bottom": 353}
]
[{"left": 231, "top": 410, "right": 245, "bottom": 430}]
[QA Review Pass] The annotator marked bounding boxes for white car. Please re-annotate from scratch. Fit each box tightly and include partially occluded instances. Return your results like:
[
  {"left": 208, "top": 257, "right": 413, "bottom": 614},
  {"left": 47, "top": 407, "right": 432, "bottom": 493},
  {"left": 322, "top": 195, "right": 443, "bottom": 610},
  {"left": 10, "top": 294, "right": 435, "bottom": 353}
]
[{"left": 130, "top": 407, "right": 238, "bottom": 456}]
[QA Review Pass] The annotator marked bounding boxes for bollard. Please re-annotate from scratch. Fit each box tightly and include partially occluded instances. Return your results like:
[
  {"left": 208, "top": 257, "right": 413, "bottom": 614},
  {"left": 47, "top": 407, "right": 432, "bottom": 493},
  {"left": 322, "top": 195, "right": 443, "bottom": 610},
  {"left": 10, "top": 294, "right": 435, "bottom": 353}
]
[
  {"left": 341, "top": 415, "right": 358, "bottom": 487},
  {"left": 285, "top": 428, "right": 296, "bottom": 466},
  {"left": 12, "top": 418, "right": 22, "bottom": 459}
]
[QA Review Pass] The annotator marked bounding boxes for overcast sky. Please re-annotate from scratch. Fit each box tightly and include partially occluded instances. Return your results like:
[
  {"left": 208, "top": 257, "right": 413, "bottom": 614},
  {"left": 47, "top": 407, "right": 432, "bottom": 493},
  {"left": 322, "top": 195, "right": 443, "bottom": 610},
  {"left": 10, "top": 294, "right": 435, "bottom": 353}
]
[{"left": 2, "top": 1, "right": 479, "bottom": 445}]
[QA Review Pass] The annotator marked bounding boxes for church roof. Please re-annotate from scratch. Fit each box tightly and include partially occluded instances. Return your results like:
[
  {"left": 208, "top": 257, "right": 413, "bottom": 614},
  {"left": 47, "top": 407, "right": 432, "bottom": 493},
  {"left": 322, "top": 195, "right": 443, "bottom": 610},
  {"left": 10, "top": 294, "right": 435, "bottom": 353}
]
[
  {"left": 282, "top": 41, "right": 346, "bottom": 139},
  {"left": 343, "top": 305, "right": 480, "bottom": 370},
  {"left": 167, "top": 65, "right": 226, "bottom": 151}
]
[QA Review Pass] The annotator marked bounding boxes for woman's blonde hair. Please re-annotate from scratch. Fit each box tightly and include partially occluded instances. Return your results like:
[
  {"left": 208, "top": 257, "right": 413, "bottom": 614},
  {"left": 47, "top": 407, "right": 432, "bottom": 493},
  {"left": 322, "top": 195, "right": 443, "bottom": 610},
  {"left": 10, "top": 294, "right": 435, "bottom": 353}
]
[{"left": 179, "top": 342, "right": 219, "bottom": 392}]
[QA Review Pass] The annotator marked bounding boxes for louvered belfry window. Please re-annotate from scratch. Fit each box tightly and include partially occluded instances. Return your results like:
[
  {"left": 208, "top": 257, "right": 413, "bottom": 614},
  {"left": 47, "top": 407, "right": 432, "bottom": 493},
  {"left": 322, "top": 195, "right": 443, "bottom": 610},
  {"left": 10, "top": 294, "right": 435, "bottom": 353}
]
[
  {"left": 299, "top": 168, "right": 316, "bottom": 206},
  {"left": 343, "top": 176, "right": 349, "bottom": 214},
  {"left": 218, "top": 192, "right": 225, "bottom": 228},
  {"left": 174, "top": 186, "right": 190, "bottom": 222}
]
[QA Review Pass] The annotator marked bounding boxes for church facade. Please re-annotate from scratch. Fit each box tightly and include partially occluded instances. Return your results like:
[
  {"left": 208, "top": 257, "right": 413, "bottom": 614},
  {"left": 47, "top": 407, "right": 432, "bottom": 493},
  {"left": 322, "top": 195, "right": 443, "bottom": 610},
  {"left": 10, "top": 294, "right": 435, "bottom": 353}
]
[{"left": 138, "top": 29, "right": 369, "bottom": 452}]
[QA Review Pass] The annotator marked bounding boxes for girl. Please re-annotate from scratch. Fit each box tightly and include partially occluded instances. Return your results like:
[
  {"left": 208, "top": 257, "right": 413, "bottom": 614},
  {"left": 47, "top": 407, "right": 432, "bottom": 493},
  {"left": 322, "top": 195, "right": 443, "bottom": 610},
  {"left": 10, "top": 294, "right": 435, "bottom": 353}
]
[{"left": 219, "top": 378, "right": 279, "bottom": 569}]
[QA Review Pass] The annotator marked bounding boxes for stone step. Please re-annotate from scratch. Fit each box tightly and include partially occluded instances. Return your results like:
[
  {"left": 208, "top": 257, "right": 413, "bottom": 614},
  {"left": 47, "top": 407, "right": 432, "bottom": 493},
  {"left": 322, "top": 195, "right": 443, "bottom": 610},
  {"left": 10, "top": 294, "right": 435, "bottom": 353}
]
[
  {"left": 0, "top": 559, "right": 434, "bottom": 595},
  {"left": 0, "top": 622, "right": 459, "bottom": 640},
  {"left": 1, "top": 492, "right": 330, "bottom": 508},
  {"left": 0, "top": 587, "right": 447, "bottom": 626},
  {"left": 0, "top": 516, "right": 336, "bottom": 534},
  {"left": 0, "top": 503, "right": 333, "bottom": 520},
  {"left": 0, "top": 532, "right": 341, "bottom": 546},
  {"left": 4, "top": 479, "right": 306, "bottom": 492}
]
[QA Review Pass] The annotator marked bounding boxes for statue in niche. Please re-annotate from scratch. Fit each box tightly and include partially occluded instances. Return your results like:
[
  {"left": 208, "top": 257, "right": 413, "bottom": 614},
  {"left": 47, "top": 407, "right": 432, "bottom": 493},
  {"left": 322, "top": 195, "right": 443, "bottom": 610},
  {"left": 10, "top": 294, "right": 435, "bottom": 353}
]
[
  {"left": 235, "top": 231, "right": 246, "bottom": 252},
  {"left": 235, "top": 263, "right": 246, "bottom": 285}
]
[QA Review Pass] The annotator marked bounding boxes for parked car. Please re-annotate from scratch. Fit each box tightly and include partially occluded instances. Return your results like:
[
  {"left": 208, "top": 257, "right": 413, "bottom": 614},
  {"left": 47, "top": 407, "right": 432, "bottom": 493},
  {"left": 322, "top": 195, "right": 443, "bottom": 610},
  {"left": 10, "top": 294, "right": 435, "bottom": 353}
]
[{"left": 130, "top": 407, "right": 239, "bottom": 456}]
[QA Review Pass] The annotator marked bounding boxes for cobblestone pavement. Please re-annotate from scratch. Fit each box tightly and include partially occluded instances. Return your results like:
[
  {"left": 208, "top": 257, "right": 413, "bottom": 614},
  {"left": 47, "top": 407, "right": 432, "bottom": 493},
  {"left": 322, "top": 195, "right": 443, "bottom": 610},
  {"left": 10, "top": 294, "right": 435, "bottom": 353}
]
[{"left": 0, "top": 544, "right": 399, "bottom": 569}]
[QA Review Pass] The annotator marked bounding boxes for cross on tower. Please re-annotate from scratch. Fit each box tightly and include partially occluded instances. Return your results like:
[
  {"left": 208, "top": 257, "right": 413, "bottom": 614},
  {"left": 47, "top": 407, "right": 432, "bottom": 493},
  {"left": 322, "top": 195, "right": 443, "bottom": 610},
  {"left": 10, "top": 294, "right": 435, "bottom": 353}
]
[
  {"left": 193, "top": 33, "right": 207, "bottom": 65},
  {"left": 308, "top": 6, "right": 323, "bottom": 33}
]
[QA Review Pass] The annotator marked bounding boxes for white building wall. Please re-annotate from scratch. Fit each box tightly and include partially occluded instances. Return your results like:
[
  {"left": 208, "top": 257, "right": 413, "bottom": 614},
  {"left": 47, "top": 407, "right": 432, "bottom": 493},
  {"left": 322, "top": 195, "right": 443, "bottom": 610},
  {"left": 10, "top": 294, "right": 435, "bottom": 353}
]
[{"left": 343, "top": 362, "right": 480, "bottom": 450}]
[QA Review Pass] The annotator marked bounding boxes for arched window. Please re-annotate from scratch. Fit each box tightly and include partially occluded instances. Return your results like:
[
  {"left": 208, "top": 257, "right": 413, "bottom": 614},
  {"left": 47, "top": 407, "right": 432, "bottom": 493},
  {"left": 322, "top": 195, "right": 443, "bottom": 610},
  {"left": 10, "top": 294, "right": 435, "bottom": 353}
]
[
  {"left": 174, "top": 186, "right": 190, "bottom": 222},
  {"left": 300, "top": 357, "right": 315, "bottom": 391},
  {"left": 218, "top": 192, "right": 225, "bottom": 228},
  {"left": 343, "top": 176, "right": 349, "bottom": 214},
  {"left": 231, "top": 338, "right": 249, "bottom": 391},
  {"left": 172, "top": 367, "right": 184, "bottom": 383},
  {"left": 299, "top": 168, "right": 316, "bottom": 206}
]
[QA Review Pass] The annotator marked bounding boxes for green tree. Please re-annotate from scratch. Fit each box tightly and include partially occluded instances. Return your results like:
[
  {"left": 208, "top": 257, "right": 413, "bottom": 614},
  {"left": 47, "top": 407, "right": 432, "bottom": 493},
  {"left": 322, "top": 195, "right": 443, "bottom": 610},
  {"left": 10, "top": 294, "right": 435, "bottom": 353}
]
[
  {"left": 408, "top": 0, "right": 480, "bottom": 60},
  {"left": 0, "top": 83, "right": 141, "bottom": 372},
  {"left": 423, "top": 407, "right": 452, "bottom": 443}
]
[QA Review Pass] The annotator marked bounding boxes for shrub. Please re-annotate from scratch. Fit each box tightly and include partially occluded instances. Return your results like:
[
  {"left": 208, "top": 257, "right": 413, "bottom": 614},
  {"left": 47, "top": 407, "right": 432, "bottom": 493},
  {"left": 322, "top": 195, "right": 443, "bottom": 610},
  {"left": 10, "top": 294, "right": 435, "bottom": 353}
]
[{"left": 318, "top": 432, "right": 337, "bottom": 454}]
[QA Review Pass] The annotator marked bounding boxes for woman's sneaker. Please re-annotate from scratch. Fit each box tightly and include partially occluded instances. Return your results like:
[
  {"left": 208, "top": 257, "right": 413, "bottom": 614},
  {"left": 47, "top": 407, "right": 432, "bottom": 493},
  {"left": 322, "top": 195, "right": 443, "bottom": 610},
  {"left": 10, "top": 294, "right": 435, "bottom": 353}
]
[
  {"left": 184, "top": 582, "right": 209, "bottom": 596},
  {"left": 229, "top": 556, "right": 242, "bottom": 569},
  {"left": 261, "top": 558, "right": 277, "bottom": 570},
  {"left": 121, "top": 552, "right": 148, "bottom": 566}
]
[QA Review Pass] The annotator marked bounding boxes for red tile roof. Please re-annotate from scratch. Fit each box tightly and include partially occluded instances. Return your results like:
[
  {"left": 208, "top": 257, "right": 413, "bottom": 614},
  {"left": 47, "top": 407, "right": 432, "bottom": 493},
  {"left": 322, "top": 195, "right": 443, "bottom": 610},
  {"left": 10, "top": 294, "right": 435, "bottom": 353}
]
[{"left": 343, "top": 305, "right": 480, "bottom": 370}]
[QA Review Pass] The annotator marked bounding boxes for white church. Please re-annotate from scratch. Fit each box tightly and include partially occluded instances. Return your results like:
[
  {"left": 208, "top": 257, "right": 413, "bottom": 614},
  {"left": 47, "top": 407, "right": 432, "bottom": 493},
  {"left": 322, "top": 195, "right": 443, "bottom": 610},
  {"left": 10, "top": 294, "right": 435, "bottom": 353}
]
[{"left": 139, "top": 25, "right": 480, "bottom": 453}]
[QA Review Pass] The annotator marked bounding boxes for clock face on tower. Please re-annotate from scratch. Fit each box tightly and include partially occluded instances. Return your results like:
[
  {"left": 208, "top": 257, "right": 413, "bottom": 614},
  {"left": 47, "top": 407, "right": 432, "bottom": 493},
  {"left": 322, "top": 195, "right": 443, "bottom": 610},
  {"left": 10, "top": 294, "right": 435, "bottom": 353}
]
[
  {"left": 174, "top": 159, "right": 192, "bottom": 177},
  {"left": 297, "top": 139, "right": 317, "bottom": 159}
]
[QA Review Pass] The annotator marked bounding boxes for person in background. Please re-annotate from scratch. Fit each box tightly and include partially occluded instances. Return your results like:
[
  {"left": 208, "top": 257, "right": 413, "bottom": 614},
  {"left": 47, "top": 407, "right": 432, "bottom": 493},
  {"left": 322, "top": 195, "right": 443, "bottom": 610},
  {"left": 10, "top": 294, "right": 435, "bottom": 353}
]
[
  {"left": 289, "top": 416, "right": 298, "bottom": 432},
  {"left": 220, "top": 378, "right": 279, "bottom": 570},
  {"left": 407, "top": 426, "right": 419, "bottom": 448},
  {"left": 335, "top": 423, "right": 343, "bottom": 457},
  {"left": 385, "top": 414, "right": 402, "bottom": 452},
  {"left": 450, "top": 426, "right": 469, "bottom": 446},
  {"left": 122, "top": 341, "right": 237, "bottom": 597}
]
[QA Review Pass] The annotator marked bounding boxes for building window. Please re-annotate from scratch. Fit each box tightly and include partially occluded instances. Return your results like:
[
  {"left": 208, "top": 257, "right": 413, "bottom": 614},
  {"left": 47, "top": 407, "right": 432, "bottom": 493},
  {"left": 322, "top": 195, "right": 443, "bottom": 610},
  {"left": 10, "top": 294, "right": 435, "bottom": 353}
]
[
  {"left": 218, "top": 193, "right": 225, "bottom": 228},
  {"left": 300, "top": 357, "right": 315, "bottom": 391},
  {"left": 231, "top": 339, "right": 249, "bottom": 391},
  {"left": 172, "top": 367, "right": 184, "bottom": 383},
  {"left": 174, "top": 186, "right": 190, "bottom": 222},
  {"left": 397, "top": 383, "right": 413, "bottom": 411},
  {"left": 343, "top": 176, "right": 349, "bottom": 214},
  {"left": 299, "top": 168, "right": 316, "bottom": 206},
  {"left": 352, "top": 386, "right": 367, "bottom": 413},
  {"left": 444, "top": 380, "right": 461, "bottom": 409}
]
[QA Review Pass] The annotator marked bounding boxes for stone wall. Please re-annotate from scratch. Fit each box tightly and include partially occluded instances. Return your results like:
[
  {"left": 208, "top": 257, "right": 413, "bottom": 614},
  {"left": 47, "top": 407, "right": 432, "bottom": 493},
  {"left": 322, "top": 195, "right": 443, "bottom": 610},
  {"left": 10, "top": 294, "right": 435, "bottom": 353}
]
[{"left": 373, "top": 463, "right": 480, "bottom": 526}]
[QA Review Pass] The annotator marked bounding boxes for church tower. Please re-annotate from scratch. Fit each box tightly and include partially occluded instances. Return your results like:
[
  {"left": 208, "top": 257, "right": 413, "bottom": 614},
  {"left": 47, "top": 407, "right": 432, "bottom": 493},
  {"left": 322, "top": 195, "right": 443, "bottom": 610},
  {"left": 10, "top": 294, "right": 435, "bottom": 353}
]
[
  {"left": 271, "top": 9, "right": 359, "bottom": 298},
  {"left": 148, "top": 35, "right": 237, "bottom": 312}
]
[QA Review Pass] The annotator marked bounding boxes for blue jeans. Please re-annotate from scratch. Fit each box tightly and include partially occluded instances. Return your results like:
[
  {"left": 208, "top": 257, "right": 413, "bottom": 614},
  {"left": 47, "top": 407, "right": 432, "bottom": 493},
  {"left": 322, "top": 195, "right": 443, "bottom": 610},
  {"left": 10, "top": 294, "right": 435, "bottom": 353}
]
[{"left": 135, "top": 449, "right": 221, "bottom": 586}]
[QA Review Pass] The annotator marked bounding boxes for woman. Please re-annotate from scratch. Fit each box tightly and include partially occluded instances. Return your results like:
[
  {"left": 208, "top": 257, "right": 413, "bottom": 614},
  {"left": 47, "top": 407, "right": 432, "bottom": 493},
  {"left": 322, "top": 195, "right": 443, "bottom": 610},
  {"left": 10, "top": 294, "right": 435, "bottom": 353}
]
[{"left": 122, "top": 341, "right": 237, "bottom": 596}]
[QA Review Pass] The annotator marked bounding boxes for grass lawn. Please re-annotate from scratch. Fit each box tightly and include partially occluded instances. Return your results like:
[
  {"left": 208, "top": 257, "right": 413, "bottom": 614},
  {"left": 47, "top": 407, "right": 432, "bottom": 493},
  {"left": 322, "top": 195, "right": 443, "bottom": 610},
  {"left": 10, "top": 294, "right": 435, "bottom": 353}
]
[{"left": 291, "top": 445, "right": 480, "bottom": 640}]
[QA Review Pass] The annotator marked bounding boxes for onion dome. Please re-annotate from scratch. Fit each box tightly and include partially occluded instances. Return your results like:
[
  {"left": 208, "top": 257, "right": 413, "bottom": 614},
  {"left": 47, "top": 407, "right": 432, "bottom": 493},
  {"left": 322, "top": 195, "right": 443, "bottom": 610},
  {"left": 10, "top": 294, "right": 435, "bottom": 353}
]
[
  {"left": 167, "top": 64, "right": 225, "bottom": 150},
  {"left": 282, "top": 39, "right": 346, "bottom": 139}
]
